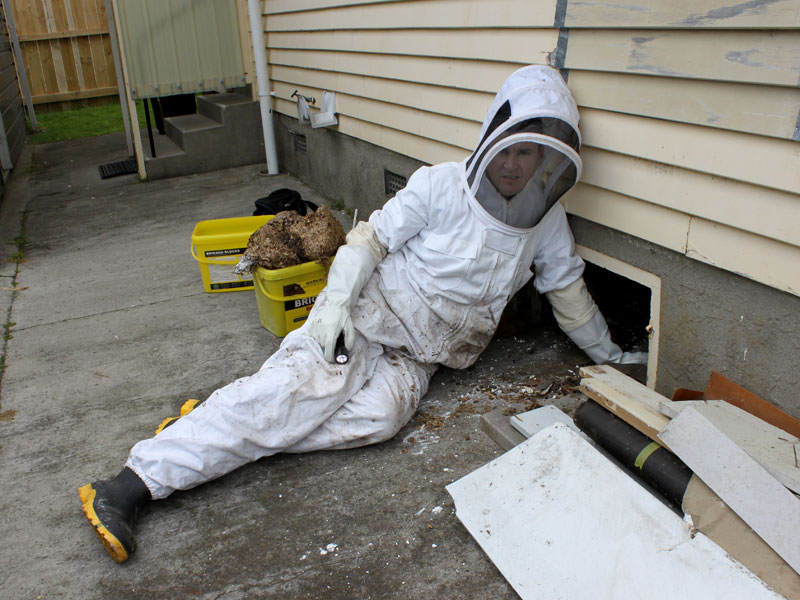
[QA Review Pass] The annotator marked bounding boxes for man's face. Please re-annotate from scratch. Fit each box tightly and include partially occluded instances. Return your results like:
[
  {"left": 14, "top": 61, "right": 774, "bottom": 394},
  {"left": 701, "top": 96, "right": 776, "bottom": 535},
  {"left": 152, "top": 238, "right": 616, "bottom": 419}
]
[{"left": 485, "top": 142, "right": 543, "bottom": 198}]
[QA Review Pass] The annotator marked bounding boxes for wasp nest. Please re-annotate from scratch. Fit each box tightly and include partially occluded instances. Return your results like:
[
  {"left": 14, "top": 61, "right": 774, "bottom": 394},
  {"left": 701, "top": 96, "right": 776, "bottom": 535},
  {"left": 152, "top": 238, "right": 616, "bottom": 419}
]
[{"left": 240, "top": 206, "right": 346, "bottom": 271}]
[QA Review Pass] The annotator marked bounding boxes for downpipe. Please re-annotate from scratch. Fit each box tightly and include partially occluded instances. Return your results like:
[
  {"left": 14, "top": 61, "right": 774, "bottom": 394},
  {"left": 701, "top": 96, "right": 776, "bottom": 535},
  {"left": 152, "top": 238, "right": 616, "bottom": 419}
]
[{"left": 248, "top": 0, "right": 279, "bottom": 174}]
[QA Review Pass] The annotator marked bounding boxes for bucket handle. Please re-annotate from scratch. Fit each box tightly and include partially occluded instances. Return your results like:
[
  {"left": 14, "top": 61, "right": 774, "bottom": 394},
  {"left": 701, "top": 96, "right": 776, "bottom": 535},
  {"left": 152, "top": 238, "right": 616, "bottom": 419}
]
[{"left": 255, "top": 271, "right": 325, "bottom": 303}]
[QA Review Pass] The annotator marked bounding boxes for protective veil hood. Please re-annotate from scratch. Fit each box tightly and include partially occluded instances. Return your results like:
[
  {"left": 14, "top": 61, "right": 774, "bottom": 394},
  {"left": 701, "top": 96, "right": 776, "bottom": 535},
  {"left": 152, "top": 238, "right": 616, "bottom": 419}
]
[{"left": 463, "top": 65, "right": 582, "bottom": 228}]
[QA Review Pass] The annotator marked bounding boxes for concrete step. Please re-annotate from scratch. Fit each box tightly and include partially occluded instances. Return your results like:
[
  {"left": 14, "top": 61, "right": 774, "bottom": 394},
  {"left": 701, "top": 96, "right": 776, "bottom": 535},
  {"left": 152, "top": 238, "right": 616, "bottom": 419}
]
[
  {"left": 145, "top": 91, "right": 265, "bottom": 180},
  {"left": 164, "top": 113, "right": 224, "bottom": 149},
  {"left": 198, "top": 92, "right": 254, "bottom": 123}
]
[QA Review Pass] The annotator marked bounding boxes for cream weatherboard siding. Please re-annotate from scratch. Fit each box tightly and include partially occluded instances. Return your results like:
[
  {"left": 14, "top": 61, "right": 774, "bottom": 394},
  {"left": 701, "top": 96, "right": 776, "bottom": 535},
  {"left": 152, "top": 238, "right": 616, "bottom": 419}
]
[{"left": 261, "top": 0, "right": 800, "bottom": 297}]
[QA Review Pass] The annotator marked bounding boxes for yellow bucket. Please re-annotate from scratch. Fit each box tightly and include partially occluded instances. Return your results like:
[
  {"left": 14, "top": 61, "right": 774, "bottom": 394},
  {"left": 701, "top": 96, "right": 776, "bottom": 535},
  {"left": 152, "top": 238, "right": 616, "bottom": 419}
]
[
  {"left": 253, "top": 261, "right": 330, "bottom": 336},
  {"left": 190, "top": 215, "right": 272, "bottom": 292}
]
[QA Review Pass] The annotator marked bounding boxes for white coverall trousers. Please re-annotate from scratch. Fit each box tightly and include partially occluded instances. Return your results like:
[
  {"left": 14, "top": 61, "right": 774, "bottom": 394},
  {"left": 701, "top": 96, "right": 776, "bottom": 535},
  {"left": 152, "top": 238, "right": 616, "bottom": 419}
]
[{"left": 126, "top": 312, "right": 436, "bottom": 500}]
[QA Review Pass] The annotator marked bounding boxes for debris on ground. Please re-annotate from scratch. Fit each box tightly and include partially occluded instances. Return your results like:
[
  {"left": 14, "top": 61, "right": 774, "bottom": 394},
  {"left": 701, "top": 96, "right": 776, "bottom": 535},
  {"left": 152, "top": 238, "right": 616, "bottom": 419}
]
[{"left": 236, "top": 206, "right": 345, "bottom": 272}]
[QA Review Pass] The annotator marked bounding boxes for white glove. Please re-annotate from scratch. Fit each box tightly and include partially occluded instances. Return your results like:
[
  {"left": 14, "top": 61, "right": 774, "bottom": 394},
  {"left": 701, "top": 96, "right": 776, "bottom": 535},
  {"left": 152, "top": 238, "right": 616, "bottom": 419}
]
[
  {"left": 307, "top": 222, "right": 387, "bottom": 362},
  {"left": 620, "top": 351, "right": 648, "bottom": 365},
  {"left": 564, "top": 310, "right": 624, "bottom": 364}
]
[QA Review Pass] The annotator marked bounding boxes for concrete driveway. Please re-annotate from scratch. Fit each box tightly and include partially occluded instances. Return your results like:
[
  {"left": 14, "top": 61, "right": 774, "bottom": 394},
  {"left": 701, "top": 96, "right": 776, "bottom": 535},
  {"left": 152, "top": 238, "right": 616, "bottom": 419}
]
[{"left": 0, "top": 133, "right": 588, "bottom": 599}]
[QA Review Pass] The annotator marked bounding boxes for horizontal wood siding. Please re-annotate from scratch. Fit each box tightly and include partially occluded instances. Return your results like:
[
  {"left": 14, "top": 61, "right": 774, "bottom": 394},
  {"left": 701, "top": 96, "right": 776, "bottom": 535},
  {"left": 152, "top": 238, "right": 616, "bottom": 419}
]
[
  {"left": 8, "top": 0, "right": 119, "bottom": 109},
  {"left": 562, "top": 2, "right": 800, "bottom": 295},
  {"left": 262, "top": 0, "right": 800, "bottom": 296}
]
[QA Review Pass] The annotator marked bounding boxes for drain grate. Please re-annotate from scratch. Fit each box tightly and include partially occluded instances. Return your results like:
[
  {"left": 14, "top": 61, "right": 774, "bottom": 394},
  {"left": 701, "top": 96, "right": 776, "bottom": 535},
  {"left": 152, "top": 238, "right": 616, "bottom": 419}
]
[
  {"left": 294, "top": 133, "right": 307, "bottom": 154},
  {"left": 384, "top": 169, "right": 407, "bottom": 196},
  {"left": 98, "top": 159, "right": 138, "bottom": 179}
]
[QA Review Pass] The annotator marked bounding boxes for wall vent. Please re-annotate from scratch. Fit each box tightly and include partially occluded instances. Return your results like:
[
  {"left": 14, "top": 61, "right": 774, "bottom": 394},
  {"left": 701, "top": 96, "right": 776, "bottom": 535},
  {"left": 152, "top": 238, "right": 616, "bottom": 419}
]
[
  {"left": 294, "top": 133, "right": 307, "bottom": 154},
  {"left": 384, "top": 170, "right": 407, "bottom": 196}
]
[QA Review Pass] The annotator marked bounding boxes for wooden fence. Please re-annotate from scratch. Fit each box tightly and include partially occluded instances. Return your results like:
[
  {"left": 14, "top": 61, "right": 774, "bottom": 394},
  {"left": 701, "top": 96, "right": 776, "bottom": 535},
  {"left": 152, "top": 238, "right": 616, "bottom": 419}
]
[{"left": 7, "top": 0, "right": 118, "bottom": 111}]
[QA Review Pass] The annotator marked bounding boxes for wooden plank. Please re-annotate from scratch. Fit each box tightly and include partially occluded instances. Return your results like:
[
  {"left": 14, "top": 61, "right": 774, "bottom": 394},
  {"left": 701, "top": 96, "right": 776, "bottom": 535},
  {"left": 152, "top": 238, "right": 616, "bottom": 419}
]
[
  {"left": 480, "top": 407, "right": 526, "bottom": 452},
  {"left": 580, "top": 108, "right": 800, "bottom": 195},
  {"left": 21, "top": 41, "right": 45, "bottom": 97},
  {"left": 447, "top": 424, "right": 785, "bottom": 600},
  {"left": 39, "top": 40, "right": 60, "bottom": 95},
  {"left": 578, "top": 364, "right": 672, "bottom": 444},
  {"left": 564, "top": 0, "right": 800, "bottom": 29},
  {"left": 705, "top": 371, "right": 800, "bottom": 439},
  {"left": 10, "top": 0, "right": 37, "bottom": 36},
  {"left": 18, "top": 29, "right": 107, "bottom": 41},
  {"left": 659, "top": 406, "right": 800, "bottom": 575},
  {"left": 77, "top": 36, "right": 96, "bottom": 90},
  {"left": 53, "top": 37, "right": 72, "bottom": 91},
  {"left": 269, "top": 48, "right": 527, "bottom": 94},
  {"left": 660, "top": 400, "right": 800, "bottom": 494},
  {"left": 569, "top": 69, "right": 800, "bottom": 141},
  {"left": 69, "top": 0, "right": 88, "bottom": 31},
  {"left": 266, "top": 0, "right": 400, "bottom": 14},
  {"left": 266, "top": 0, "right": 557, "bottom": 31},
  {"left": 579, "top": 146, "right": 800, "bottom": 248},
  {"left": 101, "top": 33, "right": 115, "bottom": 87},
  {"left": 566, "top": 29, "right": 800, "bottom": 88},
  {"left": 686, "top": 218, "right": 800, "bottom": 297},
  {"left": 563, "top": 183, "right": 691, "bottom": 255},
  {"left": 30, "top": 85, "right": 116, "bottom": 104},
  {"left": 267, "top": 28, "right": 557, "bottom": 64},
  {"left": 49, "top": 0, "right": 69, "bottom": 32}
]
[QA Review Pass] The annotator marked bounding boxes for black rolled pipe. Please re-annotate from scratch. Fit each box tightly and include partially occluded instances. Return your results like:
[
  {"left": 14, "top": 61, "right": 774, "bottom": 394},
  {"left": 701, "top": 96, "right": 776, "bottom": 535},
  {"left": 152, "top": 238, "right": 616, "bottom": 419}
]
[{"left": 574, "top": 400, "right": 693, "bottom": 512}]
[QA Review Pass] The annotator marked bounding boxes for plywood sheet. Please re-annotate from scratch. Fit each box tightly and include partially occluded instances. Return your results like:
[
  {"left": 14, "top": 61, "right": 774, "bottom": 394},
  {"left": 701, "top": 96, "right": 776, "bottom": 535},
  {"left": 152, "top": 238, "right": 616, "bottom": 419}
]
[
  {"left": 447, "top": 424, "right": 783, "bottom": 599},
  {"left": 660, "top": 400, "right": 800, "bottom": 495},
  {"left": 659, "top": 406, "right": 800, "bottom": 575}
]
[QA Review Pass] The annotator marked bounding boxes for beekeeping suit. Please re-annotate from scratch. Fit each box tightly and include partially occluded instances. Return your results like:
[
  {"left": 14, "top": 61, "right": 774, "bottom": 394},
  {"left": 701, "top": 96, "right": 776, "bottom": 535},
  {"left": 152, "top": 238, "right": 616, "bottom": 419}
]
[{"left": 125, "top": 65, "right": 636, "bottom": 500}]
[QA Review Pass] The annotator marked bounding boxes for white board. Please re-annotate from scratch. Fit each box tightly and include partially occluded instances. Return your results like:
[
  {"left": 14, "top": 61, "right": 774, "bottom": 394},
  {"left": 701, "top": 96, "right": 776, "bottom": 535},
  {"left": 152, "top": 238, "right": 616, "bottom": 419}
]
[
  {"left": 509, "top": 404, "right": 586, "bottom": 439},
  {"left": 446, "top": 424, "right": 783, "bottom": 600},
  {"left": 659, "top": 399, "right": 800, "bottom": 494},
  {"left": 659, "top": 406, "right": 800, "bottom": 575}
]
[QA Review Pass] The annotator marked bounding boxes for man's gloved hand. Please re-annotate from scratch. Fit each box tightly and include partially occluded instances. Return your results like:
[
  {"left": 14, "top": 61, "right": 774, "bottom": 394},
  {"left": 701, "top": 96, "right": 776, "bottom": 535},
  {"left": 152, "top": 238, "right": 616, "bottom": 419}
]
[
  {"left": 307, "top": 297, "right": 355, "bottom": 363},
  {"left": 305, "top": 221, "right": 388, "bottom": 363}
]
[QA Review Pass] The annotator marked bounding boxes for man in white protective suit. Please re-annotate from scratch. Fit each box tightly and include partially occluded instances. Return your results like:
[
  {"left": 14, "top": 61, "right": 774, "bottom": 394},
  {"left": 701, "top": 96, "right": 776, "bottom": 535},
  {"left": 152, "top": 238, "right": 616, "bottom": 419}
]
[{"left": 79, "top": 64, "right": 644, "bottom": 563}]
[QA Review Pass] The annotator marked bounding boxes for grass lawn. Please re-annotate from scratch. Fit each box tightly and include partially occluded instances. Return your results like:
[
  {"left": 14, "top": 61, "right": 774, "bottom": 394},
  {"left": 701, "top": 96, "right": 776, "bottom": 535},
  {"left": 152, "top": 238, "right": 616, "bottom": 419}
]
[{"left": 28, "top": 101, "right": 148, "bottom": 144}]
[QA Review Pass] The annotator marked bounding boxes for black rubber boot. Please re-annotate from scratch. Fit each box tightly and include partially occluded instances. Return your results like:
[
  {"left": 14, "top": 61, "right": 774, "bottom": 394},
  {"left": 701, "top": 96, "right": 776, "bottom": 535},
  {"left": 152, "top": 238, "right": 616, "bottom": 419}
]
[{"left": 78, "top": 467, "right": 151, "bottom": 563}]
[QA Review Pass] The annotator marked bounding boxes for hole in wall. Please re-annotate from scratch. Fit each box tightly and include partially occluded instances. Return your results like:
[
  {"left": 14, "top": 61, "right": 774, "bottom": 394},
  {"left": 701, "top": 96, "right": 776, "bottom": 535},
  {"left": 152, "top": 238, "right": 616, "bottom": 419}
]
[
  {"left": 577, "top": 248, "right": 660, "bottom": 387},
  {"left": 582, "top": 262, "right": 651, "bottom": 353}
]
